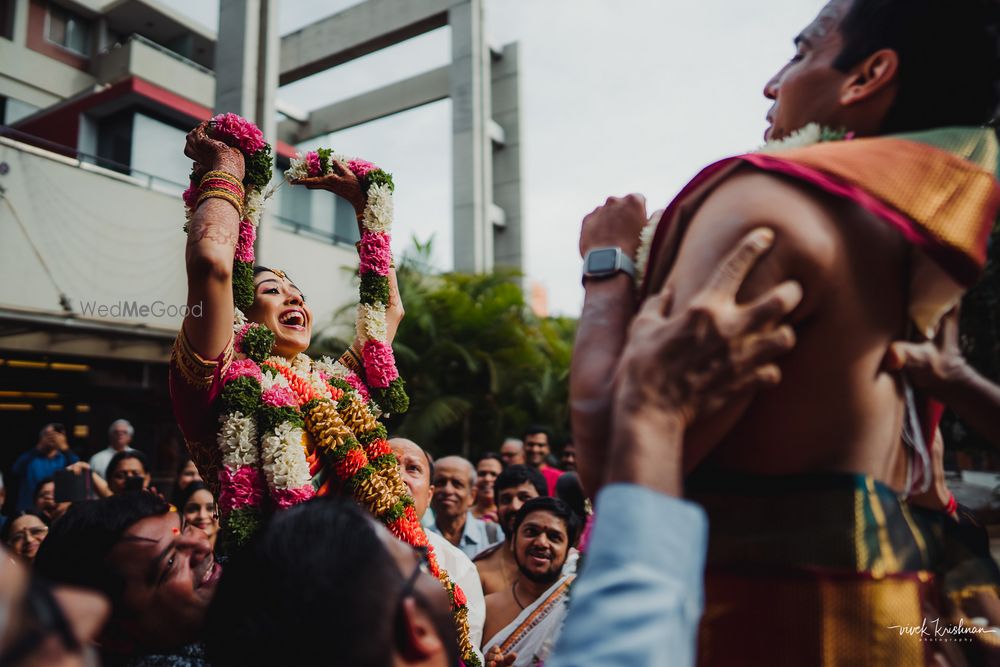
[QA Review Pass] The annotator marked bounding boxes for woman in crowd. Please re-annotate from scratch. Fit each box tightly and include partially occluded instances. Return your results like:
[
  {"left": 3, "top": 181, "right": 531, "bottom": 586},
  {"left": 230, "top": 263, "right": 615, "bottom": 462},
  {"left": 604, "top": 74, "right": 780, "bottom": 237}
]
[
  {"left": 178, "top": 481, "right": 220, "bottom": 551},
  {"left": 172, "top": 458, "right": 203, "bottom": 506},
  {"left": 3, "top": 509, "right": 50, "bottom": 563}
]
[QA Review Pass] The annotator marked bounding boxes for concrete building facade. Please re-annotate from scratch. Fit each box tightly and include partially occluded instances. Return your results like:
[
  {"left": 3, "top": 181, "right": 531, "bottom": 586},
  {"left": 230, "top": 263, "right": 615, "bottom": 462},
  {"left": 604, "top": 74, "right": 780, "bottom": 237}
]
[{"left": 0, "top": 0, "right": 523, "bottom": 486}]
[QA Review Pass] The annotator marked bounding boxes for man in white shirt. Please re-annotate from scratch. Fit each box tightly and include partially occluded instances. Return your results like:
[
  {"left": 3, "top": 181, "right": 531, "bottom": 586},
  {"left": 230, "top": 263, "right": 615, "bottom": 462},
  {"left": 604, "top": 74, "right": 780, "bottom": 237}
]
[
  {"left": 88, "top": 419, "right": 135, "bottom": 480},
  {"left": 389, "top": 437, "right": 486, "bottom": 663}
]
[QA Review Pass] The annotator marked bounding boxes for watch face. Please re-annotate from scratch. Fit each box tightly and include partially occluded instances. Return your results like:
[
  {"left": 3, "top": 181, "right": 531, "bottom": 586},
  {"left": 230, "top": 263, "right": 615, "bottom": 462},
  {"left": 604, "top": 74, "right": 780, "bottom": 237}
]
[{"left": 588, "top": 249, "right": 618, "bottom": 273}]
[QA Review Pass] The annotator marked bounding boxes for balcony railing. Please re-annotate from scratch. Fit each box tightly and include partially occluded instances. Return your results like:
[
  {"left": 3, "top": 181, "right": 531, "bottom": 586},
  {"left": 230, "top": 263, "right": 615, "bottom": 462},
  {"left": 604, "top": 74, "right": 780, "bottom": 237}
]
[
  {"left": 99, "top": 33, "right": 213, "bottom": 76},
  {"left": 0, "top": 126, "right": 186, "bottom": 194}
]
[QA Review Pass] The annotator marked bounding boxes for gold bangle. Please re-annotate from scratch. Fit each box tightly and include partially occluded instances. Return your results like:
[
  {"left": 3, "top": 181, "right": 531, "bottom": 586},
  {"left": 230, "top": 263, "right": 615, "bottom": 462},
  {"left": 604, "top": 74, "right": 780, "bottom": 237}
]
[{"left": 200, "top": 170, "right": 244, "bottom": 188}]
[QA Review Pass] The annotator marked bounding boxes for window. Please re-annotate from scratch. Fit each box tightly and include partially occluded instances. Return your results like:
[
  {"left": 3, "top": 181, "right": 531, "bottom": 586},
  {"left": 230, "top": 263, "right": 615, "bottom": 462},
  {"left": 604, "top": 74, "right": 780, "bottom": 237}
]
[
  {"left": 47, "top": 3, "right": 92, "bottom": 56},
  {"left": 0, "top": 0, "right": 14, "bottom": 40}
]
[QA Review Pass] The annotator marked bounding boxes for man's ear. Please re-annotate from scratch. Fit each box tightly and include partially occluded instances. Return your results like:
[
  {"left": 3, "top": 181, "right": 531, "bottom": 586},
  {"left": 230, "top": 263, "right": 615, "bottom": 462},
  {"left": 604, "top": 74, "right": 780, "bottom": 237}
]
[
  {"left": 396, "top": 597, "right": 446, "bottom": 662},
  {"left": 840, "top": 48, "right": 899, "bottom": 106}
]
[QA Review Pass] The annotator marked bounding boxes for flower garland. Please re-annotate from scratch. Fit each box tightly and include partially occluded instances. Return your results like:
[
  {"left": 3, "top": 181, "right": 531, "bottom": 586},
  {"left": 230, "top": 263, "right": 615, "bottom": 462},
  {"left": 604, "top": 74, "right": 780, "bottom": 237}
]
[
  {"left": 182, "top": 113, "right": 273, "bottom": 312},
  {"left": 286, "top": 148, "right": 409, "bottom": 415},
  {"left": 634, "top": 123, "right": 853, "bottom": 284}
]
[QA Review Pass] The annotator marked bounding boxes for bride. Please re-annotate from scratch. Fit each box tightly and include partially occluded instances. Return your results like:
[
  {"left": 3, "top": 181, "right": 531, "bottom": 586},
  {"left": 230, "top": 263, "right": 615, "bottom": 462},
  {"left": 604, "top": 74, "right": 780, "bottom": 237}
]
[{"left": 171, "top": 116, "right": 481, "bottom": 666}]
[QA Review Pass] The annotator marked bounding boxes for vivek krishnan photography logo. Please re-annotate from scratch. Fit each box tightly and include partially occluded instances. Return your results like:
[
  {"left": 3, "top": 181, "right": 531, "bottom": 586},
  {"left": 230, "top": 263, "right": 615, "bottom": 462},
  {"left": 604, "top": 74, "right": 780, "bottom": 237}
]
[
  {"left": 79, "top": 300, "right": 203, "bottom": 319},
  {"left": 888, "top": 617, "right": 1000, "bottom": 643}
]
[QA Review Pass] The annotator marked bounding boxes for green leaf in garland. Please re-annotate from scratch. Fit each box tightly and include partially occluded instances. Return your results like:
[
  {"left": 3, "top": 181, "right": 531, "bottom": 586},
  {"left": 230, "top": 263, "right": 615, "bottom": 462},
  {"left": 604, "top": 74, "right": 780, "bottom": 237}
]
[
  {"left": 245, "top": 146, "right": 273, "bottom": 190},
  {"left": 348, "top": 464, "right": 376, "bottom": 491},
  {"left": 222, "top": 507, "right": 262, "bottom": 551},
  {"left": 336, "top": 394, "right": 352, "bottom": 411},
  {"left": 374, "top": 377, "right": 409, "bottom": 414},
  {"left": 364, "top": 168, "right": 394, "bottom": 193},
  {"left": 359, "top": 273, "right": 390, "bottom": 305},
  {"left": 357, "top": 423, "right": 388, "bottom": 445},
  {"left": 329, "top": 377, "right": 352, "bottom": 394},
  {"left": 382, "top": 499, "right": 407, "bottom": 523},
  {"left": 220, "top": 375, "right": 262, "bottom": 415},
  {"left": 302, "top": 398, "right": 321, "bottom": 414},
  {"left": 233, "top": 260, "right": 255, "bottom": 311},
  {"left": 317, "top": 147, "right": 333, "bottom": 174},
  {"left": 241, "top": 324, "right": 275, "bottom": 363},
  {"left": 259, "top": 405, "right": 304, "bottom": 434},
  {"left": 371, "top": 453, "right": 396, "bottom": 470}
]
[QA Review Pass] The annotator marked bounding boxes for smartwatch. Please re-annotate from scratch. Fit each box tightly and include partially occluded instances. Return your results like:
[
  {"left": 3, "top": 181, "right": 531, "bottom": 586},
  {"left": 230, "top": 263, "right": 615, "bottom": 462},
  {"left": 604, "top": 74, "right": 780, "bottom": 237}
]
[{"left": 582, "top": 247, "right": 635, "bottom": 283}]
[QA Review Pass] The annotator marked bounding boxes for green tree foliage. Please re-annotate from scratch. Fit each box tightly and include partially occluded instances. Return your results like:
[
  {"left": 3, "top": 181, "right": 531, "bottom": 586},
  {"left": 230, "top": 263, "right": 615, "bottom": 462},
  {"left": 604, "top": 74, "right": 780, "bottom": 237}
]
[{"left": 311, "top": 239, "right": 576, "bottom": 460}]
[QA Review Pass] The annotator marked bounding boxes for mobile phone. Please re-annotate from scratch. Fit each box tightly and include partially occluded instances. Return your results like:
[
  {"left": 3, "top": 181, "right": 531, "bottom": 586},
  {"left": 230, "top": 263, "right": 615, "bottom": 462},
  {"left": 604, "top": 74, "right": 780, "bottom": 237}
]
[
  {"left": 53, "top": 469, "right": 89, "bottom": 503},
  {"left": 124, "top": 476, "right": 145, "bottom": 493}
]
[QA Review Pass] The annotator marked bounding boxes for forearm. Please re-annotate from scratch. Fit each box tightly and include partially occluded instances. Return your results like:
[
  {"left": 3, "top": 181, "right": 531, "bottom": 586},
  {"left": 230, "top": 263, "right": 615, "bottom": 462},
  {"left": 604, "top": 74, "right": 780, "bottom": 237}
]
[
  {"left": 607, "top": 408, "right": 684, "bottom": 497},
  {"left": 183, "top": 198, "right": 239, "bottom": 358},
  {"left": 939, "top": 365, "right": 1000, "bottom": 448},
  {"left": 570, "top": 274, "right": 637, "bottom": 496}
]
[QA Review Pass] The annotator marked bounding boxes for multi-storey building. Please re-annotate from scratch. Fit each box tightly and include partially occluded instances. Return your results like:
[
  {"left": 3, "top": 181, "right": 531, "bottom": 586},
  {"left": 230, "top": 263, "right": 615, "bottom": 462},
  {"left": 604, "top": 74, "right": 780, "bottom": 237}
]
[{"left": 0, "top": 0, "right": 359, "bottom": 477}]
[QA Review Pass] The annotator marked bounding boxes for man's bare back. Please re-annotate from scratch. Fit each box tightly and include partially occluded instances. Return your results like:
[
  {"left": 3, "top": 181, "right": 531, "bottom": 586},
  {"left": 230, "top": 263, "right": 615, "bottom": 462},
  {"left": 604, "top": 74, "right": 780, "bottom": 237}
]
[
  {"left": 653, "top": 169, "right": 910, "bottom": 487},
  {"left": 475, "top": 543, "right": 518, "bottom": 596}
]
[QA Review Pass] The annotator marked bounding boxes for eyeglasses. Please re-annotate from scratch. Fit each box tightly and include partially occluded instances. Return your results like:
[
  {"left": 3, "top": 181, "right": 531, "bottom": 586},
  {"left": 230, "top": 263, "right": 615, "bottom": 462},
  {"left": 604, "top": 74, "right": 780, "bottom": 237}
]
[
  {"left": 110, "top": 470, "right": 143, "bottom": 480},
  {"left": 399, "top": 546, "right": 432, "bottom": 600},
  {"left": 8, "top": 526, "right": 49, "bottom": 546}
]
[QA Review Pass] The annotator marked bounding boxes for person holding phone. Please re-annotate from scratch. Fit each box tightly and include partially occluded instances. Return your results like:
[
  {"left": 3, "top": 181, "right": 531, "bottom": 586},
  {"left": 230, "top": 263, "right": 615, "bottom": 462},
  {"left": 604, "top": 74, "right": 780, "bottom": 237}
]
[
  {"left": 12, "top": 424, "right": 79, "bottom": 512},
  {"left": 106, "top": 451, "right": 152, "bottom": 495}
]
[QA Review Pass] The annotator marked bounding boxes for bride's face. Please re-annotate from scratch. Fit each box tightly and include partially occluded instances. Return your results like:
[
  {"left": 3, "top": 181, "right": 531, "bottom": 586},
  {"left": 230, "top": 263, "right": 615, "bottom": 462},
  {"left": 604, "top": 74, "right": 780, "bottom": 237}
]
[{"left": 245, "top": 270, "right": 313, "bottom": 358}]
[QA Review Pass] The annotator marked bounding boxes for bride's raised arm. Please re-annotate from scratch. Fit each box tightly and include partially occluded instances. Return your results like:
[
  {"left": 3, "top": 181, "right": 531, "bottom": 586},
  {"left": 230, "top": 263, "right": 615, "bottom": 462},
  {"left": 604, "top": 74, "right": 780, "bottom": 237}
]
[{"left": 181, "top": 120, "right": 246, "bottom": 360}]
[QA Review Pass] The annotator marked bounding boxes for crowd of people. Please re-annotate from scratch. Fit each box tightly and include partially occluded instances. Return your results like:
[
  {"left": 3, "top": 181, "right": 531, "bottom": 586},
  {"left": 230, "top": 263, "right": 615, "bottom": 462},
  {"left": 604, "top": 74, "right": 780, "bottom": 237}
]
[{"left": 4, "top": 0, "right": 1000, "bottom": 665}]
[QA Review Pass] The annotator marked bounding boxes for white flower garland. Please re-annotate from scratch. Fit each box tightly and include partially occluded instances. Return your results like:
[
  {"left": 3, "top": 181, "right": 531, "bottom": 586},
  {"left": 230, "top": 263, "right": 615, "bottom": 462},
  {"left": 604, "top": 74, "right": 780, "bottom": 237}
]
[
  {"left": 217, "top": 411, "right": 260, "bottom": 469},
  {"left": 260, "top": 421, "right": 312, "bottom": 491}
]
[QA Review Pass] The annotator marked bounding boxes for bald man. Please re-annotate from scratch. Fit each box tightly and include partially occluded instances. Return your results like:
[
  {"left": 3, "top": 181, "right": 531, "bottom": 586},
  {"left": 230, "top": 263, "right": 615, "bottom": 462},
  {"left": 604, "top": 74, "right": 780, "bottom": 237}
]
[
  {"left": 389, "top": 439, "right": 487, "bottom": 659},
  {"left": 428, "top": 455, "right": 504, "bottom": 559},
  {"left": 499, "top": 439, "right": 525, "bottom": 467}
]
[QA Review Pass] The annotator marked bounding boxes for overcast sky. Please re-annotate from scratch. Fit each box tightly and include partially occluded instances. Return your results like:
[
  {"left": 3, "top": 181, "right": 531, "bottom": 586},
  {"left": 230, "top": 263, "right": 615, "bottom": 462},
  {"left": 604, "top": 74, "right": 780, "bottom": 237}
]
[{"left": 162, "top": 0, "right": 827, "bottom": 315}]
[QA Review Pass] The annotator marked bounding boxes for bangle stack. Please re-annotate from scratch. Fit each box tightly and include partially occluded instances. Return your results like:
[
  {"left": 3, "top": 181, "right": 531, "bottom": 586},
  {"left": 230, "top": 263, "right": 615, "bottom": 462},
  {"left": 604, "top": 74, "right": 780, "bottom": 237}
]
[
  {"left": 197, "top": 170, "right": 245, "bottom": 218},
  {"left": 339, "top": 347, "right": 366, "bottom": 379}
]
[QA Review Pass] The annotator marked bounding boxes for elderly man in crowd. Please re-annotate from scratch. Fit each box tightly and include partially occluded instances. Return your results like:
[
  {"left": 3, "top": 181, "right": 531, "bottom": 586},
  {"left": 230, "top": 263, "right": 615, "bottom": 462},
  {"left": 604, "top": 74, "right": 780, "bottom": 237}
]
[
  {"left": 390, "top": 437, "right": 487, "bottom": 663},
  {"left": 89, "top": 419, "right": 136, "bottom": 480},
  {"left": 474, "top": 465, "right": 548, "bottom": 595},
  {"left": 428, "top": 456, "right": 503, "bottom": 559},
  {"left": 498, "top": 439, "right": 525, "bottom": 468}
]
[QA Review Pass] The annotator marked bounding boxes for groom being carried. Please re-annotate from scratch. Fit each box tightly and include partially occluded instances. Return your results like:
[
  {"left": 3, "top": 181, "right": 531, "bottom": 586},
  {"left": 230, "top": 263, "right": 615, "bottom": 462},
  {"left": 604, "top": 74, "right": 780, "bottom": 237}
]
[{"left": 572, "top": 0, "right": 1000, "bottom": 665}]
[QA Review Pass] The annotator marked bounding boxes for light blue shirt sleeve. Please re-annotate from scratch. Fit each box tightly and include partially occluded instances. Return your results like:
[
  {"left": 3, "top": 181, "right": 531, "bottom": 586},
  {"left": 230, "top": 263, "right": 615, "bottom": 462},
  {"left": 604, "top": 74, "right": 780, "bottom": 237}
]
[{"left": 548, "top": 483, "right": 708, "bottom": 667}]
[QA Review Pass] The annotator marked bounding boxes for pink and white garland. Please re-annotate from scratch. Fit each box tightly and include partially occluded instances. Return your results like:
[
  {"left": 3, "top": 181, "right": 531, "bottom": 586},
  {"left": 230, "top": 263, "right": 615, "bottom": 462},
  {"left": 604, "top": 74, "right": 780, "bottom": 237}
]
[{"left": 286, "top": 149, "right": 408, "bottom": 414}]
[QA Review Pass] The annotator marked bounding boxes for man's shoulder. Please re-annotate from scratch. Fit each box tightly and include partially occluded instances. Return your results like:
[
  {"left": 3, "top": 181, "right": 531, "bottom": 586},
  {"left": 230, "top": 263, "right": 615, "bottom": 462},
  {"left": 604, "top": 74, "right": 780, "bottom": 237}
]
[{"left": 473, "top": 541, "right": 504, "bottom": 563}]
